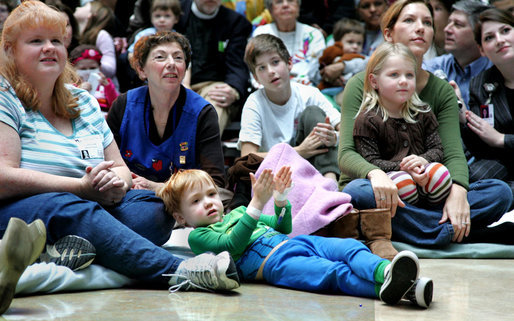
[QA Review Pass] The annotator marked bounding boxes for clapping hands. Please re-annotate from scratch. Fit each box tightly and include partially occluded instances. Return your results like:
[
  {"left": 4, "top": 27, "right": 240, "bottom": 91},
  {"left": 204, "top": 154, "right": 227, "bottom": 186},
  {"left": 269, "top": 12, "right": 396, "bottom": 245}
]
[{"left": 249, "top": 166, "right": 293, "bottom": 210}]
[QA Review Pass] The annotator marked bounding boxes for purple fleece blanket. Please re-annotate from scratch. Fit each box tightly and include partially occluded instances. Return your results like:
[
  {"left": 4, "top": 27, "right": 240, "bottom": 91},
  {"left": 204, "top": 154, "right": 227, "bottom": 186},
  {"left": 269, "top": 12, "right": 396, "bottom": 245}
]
[{"left": 255, "top": 143, "right": 353, "bottom": 237}]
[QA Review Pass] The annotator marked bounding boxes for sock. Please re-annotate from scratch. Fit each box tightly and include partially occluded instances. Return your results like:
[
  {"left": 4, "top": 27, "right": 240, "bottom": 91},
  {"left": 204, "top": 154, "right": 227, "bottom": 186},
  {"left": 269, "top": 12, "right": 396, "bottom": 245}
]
[
  {"left": 373, "top": 260, "right": 390, "bottom": 297},
  {"left": 373, "top": 260, "right": 390, "bottom": 284}
]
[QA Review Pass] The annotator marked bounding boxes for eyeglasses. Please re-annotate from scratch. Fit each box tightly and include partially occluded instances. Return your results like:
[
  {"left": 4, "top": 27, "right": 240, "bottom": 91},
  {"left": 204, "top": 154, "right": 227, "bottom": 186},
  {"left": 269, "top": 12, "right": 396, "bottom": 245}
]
[
  {"left": 0, "top": 8, "right": 8, "bottom": 13},
  {"left": 272, "top": 0, "right": 297, "bottom": 6}
]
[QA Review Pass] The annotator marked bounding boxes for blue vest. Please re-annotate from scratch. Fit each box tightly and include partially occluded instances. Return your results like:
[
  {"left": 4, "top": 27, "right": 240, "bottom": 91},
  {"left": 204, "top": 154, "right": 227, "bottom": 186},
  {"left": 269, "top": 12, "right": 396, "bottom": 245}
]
[{"left": 119, "top": 86, "right": 208, "bottom": 182}]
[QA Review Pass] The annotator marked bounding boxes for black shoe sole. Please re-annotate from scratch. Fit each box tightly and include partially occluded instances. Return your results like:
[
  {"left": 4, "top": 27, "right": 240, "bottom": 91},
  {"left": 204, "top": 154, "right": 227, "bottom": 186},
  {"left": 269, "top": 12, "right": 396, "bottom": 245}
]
[{"left": 380, "top": 252, "right": 419, "bottom": 305}]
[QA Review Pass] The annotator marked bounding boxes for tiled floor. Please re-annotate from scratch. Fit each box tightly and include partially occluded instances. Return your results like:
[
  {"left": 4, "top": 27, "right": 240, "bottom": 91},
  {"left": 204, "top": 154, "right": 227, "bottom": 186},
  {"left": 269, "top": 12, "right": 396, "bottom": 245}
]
[{"left": 3, "top": 259, "right": 514, "bottom": 320}]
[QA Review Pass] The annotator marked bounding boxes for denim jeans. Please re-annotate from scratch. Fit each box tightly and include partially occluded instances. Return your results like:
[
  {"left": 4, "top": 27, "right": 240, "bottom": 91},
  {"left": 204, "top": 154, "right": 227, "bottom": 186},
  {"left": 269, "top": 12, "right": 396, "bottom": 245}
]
[
  {"left": 263, "top": 235, "right": 384, "bottom": 298},
  {"left": 0, "top": 190, "right": 181, "bottom": 285},
  {"left": 343, "top": 178, "right": 513, "bottom": 247}
]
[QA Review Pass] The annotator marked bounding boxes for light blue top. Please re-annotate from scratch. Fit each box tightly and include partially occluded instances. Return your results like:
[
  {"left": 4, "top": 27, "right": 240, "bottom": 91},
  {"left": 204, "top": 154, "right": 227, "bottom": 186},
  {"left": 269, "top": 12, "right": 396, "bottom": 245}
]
[
  {"left": 0, "top": 77, "right": 112, "bottom": 178},
  {"left": 423, "top": 54, "right": 493, "bottom": 106},
  {"left": 128, "top": 27, "right": 158, "bottom": 53}
]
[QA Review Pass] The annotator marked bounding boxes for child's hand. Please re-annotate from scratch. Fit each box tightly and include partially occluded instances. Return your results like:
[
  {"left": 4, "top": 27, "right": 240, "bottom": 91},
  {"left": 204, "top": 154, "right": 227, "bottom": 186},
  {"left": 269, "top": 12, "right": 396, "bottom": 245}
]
[
  {"left": 410, "top": 170, "right": 429, "bottom": 187},
  {"left": 79, "top": 81, "right": 93, "bottom": 92},
  {"left": 249, "top": 169, "right": 274, "bottom": 210},
  {"left": 400, "top": 155, "right": 428, "bottom": 173},
  {"left": 274, "top": 166, "right": 292, "bottom": 194},
  {"left": 98, "top": 72, "right": 109, "bottom": 86},
  {"left": 273, "top": 166, "right": 292, "bottom": 207}
]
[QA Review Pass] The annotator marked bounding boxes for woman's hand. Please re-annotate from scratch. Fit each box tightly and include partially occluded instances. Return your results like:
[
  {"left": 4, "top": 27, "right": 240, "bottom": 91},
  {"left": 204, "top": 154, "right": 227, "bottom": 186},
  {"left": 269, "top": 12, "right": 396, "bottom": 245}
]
[
  {"left": 448, "top": 80, "right": 467, "bottom": 124},
  {"left": 248, "top": 169, "right": 274, "bottom": 210},
  {"left": 439, "top": 184, "right": 470, "bottom": 242},
  {"left": 79, "top": 81, "right": 93, "bottom": 92},
  {"left": 131, "top": 172, "right": 162, "bottom": 192},
  {"left": 80, "top": 161, "right": 127, "bottom": 206},
  {"left": 465, "top": 110, "right": 504, "bottom": 148},
  {"left": 367, "top": 169, "right": 405, "bottom": 217}
]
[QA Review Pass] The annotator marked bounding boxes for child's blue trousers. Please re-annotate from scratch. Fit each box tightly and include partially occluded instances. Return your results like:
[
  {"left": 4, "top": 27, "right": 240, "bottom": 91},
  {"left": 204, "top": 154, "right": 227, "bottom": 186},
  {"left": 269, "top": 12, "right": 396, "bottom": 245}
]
[{"left": 237, "top": 232, "right": 385, "bottom": 298}]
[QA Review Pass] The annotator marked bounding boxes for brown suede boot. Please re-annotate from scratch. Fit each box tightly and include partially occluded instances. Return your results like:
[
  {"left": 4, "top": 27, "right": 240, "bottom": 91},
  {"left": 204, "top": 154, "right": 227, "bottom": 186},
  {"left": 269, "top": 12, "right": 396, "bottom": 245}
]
[
  {"left": 360, "top": 208, "right": 398, "bottom": 261},
  {"left": 313, "top": 209, "right": 360, "bottom": 239}
]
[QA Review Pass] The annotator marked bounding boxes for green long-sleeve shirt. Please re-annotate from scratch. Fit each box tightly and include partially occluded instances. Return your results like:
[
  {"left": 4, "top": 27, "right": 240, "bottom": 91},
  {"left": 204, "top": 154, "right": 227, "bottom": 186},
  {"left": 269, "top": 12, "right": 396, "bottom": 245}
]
[
  {"left": 338, "top": 71, "right": 469, "bottom": 190},
  {"left": 188, "top": 202, "right": 292, "bottom": 261}
]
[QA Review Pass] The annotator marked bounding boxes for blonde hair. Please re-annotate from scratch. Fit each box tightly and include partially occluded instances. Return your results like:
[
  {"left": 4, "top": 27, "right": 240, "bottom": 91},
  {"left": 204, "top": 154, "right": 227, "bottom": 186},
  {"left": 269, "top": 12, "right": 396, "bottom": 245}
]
[
  {"left": 157, "top": 169, "right": 218, "bottom": 215},
  {"left": 357, "top": 42, "right": 429, "bottom": 123},
  {"left": 0, "top": 1, "right": 79, "bottom": 118}
]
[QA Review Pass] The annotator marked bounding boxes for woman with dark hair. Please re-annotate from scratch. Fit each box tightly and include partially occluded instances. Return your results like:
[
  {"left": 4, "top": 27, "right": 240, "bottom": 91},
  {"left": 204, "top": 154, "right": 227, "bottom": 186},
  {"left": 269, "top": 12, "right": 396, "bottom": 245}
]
[
  {"left": 107, "top": 31, "right": 227, "bottom": 194},
  {"left": 461, "top": 8, "right": 514, "bottom": 202},
  {"left": 338, "top": 0, "right": 512, "bottom": 254}
]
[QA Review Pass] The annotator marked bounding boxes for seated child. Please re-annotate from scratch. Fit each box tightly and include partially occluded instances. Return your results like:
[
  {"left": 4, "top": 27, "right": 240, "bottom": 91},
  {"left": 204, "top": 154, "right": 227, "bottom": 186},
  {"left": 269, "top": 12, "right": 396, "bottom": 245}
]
[
  {"left": 127, "top": 0, "right": 181, "bottom": 57},
  {"left": 353, "top": 42, "right": 452, "bottom": 205},
  {"left": 70, "top": 45, "right": 119, "bottom": 115},
  {"left": 158, "top": 167, "right": 434, "bottom": 308},
  {"left": 318, "top": 18, "right": 366, "bottom": 92},
  {"left": 239, "top": 34, "right": 340, "bottom": 182}
]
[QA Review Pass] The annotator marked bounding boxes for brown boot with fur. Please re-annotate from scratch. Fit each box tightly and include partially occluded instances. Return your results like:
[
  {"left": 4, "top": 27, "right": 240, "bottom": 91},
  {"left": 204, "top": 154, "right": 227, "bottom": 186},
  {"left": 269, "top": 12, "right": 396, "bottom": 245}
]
[
  {"left": 360, "top": 209, "right": 398, "bottom": 261},
  {"left": 313, "top": 209, "right": 360, "bottom": 239}
]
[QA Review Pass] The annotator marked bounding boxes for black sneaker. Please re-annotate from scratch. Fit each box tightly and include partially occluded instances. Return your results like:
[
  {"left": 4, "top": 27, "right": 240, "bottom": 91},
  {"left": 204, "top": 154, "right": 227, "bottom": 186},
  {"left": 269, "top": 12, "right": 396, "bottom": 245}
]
[
  {"left": 39, "top": 235, "right": 96, "bottom": 271},
  {"left": 404, "top": 277, "right": 433, "bottom": 308},
  {"left": 167, "top": 251, "right": 240, "bottom": 292},
  {"left": 379, "top": 250, "right": 419, "bottom": 305}
]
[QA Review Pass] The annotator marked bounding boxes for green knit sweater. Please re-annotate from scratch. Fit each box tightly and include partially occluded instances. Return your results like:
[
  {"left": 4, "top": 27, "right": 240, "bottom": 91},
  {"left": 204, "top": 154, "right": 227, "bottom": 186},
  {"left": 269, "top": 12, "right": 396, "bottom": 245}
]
[
  {"left": 338, "top": 71, "right": 469, "bottom": 190},
  {"left": 188, "top": 202, "right": 292, "bottom": 261}
]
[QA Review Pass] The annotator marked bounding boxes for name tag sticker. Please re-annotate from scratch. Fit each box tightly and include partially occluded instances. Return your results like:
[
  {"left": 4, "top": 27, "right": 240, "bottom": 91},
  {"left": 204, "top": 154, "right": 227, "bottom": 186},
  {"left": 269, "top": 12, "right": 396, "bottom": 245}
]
[{"left": 75, "top": 136, "right": 103, "bottom": 159}]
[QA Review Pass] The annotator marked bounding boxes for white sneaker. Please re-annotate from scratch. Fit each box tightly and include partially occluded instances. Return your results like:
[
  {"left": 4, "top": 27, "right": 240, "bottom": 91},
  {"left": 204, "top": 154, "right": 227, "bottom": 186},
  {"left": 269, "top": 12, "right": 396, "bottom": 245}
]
[
  {"left": 167, "top": 251, "right": 240, "bottom": 292},
  {"left": 39, "top": 235, "right": 96, "bottom": 271},
  {"left": 379, "top": 250, "right": 419, "bottom": 305},
  {"left": 404, "top": 277, "right": 433, "bottom": 308}
]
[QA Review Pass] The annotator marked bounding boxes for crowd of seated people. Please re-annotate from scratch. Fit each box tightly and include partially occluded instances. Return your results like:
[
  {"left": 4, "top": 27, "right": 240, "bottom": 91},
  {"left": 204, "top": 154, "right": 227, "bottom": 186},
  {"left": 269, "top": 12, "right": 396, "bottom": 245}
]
[{"left": 2, "top": 0, "right": 514, "bottom": 315}]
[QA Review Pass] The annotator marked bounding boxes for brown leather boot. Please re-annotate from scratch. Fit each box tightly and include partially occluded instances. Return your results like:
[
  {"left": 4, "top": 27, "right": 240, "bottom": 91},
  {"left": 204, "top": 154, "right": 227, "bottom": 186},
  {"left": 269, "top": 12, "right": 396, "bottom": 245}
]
[
  {"left": 360, "top": 208, "right": 398, "bottom": 261},
  {"left": 313, "top": 209, "right": 360, "bottom": 239}
]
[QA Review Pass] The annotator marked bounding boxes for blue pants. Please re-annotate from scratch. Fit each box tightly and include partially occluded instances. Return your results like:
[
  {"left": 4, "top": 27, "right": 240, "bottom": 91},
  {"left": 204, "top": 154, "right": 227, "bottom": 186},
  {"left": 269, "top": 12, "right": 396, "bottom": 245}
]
[
  {"left": 0, "top": 190, "right": 181, "bottom": 285},
  {"left": 343, "top": 178, "right": 512, "bottom": 247},
  {"left": 261, "top": 235, "right": 384, "bottom": 298}
]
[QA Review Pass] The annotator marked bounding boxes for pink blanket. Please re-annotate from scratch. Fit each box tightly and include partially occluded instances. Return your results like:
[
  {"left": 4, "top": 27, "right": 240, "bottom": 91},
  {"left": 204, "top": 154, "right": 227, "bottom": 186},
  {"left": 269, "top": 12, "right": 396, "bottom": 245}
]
[{"left": 255, "top": 143, "right": 353, "bottom": 237}]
